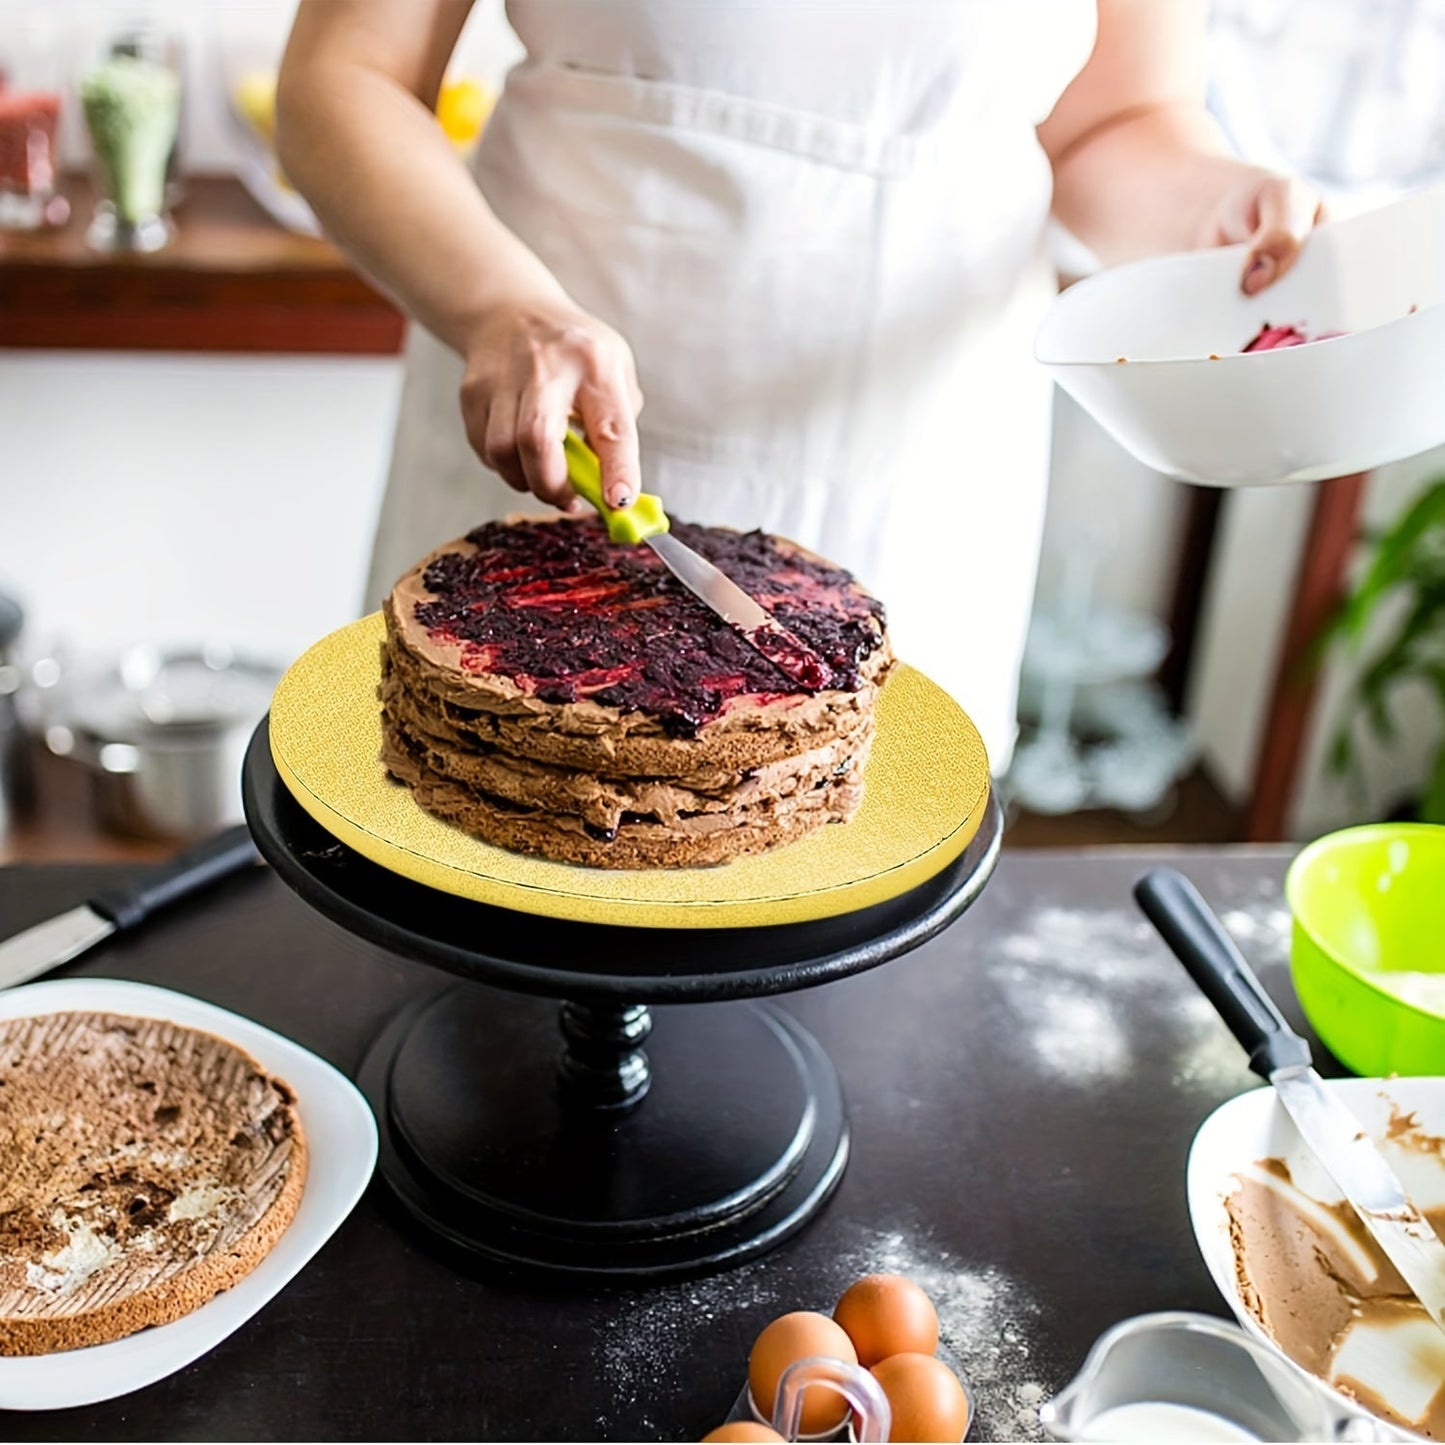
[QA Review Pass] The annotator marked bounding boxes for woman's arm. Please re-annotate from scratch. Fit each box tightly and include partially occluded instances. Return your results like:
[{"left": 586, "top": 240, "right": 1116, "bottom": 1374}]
[
  {"left": 1039, "top": 0, "right": 1322, "bottom": 293},
  {"left": 277, "top": 0, "right": 641, "bottom": 508}
]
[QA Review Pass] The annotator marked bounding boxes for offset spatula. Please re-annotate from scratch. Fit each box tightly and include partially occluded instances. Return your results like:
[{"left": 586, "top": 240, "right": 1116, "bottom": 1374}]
[
  {"left": 0, "top": 824, "right": 260, "bottom": 990},
  {"left": 1135, "top": 866, "right": 1445, "bottom": 1336},
  {"left": 563, "top": 431, "right": 828, "bottom": 690}
]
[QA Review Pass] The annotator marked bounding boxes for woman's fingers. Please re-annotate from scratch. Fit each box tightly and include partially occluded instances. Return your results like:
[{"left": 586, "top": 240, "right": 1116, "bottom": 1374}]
[
  {"left": 515, "top": 375, "right": 574, "bottom": 509},
  {"left": 460, "top": 304, "right": 644, "bottom": 510},
  {"left": 1240, "top": 177, "right": 1323, "bottom": 295},
  {"left": 576, "top": 365, "right": 642, "bottom": 511},
  {"left": 480, "top": 393, "right": 529, "bottom": 493}
]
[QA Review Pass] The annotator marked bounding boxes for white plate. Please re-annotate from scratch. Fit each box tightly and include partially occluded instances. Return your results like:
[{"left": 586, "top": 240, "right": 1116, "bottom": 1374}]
[
  {"left": 1187, "top": 1076, "right": 1445, "bottom": 1440},
  {"left": 1035, "top": 186, "right": 1445, "bottom": 485},
  {"left": 0, "top": 978, "right": 378, "bottom": 1411}
]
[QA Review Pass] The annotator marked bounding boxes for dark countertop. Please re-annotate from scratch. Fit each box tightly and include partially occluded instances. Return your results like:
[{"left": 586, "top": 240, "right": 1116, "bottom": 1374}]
[{"left": 0, "top": 846, "right": 1327, "bottom": 1442}]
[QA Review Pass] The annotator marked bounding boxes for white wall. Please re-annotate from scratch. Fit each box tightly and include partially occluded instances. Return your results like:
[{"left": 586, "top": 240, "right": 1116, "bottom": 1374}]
[
  {"left": 0, "top": 354, "right": 401, "bottom": 668},
  {"left": 0, "top": 358, "right": 1193, "bottom": 691},
  {"left": 1045, "top": 383, "right": 1445, "bottom": 839},
  {"left": 0, "top": 357, "right": 1196, "bottom": 709},
  {"left": 1189, "top": 482, "right": 1316, "bottom": 802},
  {"left": 1035, "top": 391, "right": 1187, "bottom": 621}
]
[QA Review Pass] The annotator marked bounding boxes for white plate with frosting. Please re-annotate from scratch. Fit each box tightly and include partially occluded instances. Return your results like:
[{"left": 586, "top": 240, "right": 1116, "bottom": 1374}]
[
  {"left": 1188, "top": 1077, "right": 1445, "bottom": 1442},
  {"left": 0, "top": 978, "right": 377, "bottom": 1411}
]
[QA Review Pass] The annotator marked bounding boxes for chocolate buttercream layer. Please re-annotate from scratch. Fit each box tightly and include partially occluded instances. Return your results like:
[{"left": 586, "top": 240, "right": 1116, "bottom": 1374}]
[
  {"left": 380, "top": 517, "right": 890, "bottom": 868},
  {"left": 381, "top": 715, "right": 863, "bottom": 868},
  {"left": 383, "top": 705, "right": 870, "bottom": 835}
]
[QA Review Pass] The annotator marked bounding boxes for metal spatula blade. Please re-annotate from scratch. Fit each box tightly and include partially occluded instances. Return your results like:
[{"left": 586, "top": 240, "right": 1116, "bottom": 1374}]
[{"left": 563, "top": 431, "right": 827, "bottom": 689}]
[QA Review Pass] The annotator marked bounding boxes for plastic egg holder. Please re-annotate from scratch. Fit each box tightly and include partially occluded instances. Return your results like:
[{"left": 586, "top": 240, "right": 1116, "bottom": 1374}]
[
  {"left": 730, "top": 1347, "right": 974, "bottom": 1442},
  {"left": 776, "top": 1358, "right": 891, "bottom": 1442},
  {"left": 240, "top": 717, "right": 1002, "bottom": 1277}
]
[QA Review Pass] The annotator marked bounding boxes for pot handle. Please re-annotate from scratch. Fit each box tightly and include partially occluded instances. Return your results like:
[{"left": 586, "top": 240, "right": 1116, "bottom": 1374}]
[{"left": 88, "top": 824, "right": 261, "bottom": 930}]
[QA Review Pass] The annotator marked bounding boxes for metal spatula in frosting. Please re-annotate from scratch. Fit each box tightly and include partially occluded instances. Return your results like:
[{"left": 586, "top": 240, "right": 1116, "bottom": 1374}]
[{"left": 563, "top": 430, "right": 828, "bottom": 691}]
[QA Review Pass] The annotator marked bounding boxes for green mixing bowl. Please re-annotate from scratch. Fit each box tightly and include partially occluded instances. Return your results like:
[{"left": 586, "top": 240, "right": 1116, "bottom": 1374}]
[{"left": 1286, "top": 823, "right": 1445, "bottom": 1076}]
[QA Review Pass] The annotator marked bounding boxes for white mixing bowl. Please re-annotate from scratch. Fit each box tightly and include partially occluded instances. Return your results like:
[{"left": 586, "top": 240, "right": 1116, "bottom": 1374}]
[{"left": 1035, "top": 187, "right": 1445, "bottom": 486}]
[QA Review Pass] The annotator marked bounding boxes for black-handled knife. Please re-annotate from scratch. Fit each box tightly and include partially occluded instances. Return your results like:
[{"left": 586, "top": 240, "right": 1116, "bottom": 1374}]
[
  {"left": 1135, "top": 865, "right": 1445, "bottom": 1336},
  {"left": 0, "top": 824, "right": 261, "bottom": 990},
  {"left": 1134, "top": 866, "right": 1311, "bottom": 1078}
]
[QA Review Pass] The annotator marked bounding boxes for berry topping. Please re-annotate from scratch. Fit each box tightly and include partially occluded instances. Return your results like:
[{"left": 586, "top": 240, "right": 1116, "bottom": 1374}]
[{"left": 414, "top": 519, "right": 885, "bottom": 736}]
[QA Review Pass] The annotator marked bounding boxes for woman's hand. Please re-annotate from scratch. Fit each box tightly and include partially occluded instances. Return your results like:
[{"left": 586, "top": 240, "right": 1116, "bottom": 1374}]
[
  {"left": 278, "top": 5, "right": 644, "bottom": 511},
  {"left": 1196, "top": 170, "right": 1326, "bottom": 295},
  {"left": 460, "top": 301, "right": 644, "bottom": 512},
  {"left": 1041, "top": 0, "right": 1326, "bottom": 296}
]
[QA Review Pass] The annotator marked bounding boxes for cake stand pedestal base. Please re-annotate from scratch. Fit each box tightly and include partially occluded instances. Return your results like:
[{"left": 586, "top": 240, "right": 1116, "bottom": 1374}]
[
  {"left": 359, "top": 987, "right": 846, "bottom": 1277},
  {"left": 242, "top": 719, "right": 1002, "bottom": 1281}
]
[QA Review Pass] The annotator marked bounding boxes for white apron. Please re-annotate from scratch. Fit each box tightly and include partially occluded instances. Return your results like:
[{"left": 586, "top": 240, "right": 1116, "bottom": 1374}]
[{"left": 368, "top": 0, "right": 1096, "bottom": 769}]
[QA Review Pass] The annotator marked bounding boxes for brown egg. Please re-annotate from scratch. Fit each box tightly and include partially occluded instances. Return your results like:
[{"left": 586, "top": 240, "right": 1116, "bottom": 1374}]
[
  {"left": 748, "top": 1310, "right": 858, "bottom": 1435},
  {"left": 701, "top": 1426, "right": 786, "bottom": 1443},
  {"left": 871, "top": 1353, "right": 971, "bottom": 1443},
  {"left": 834, "top": 1274, "right": 940, "bottom": 1366}
]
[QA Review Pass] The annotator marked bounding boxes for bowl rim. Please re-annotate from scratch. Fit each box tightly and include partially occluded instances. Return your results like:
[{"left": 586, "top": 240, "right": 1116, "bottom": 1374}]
[
  {"left": 1036, "top": 310, "right": 1390, "bottom": 371},
  {"left": 1034, "top": 186, "right": 1445, "bottom": 368},
  {"left": 1285, "top": 822, "right": 1445, "bottom": 1025}
]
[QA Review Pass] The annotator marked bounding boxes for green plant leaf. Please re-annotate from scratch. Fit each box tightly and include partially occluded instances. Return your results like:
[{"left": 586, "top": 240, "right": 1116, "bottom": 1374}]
[
  {"left": 1327, "top": 720, "right": 1356, "bottom": 776},
  {"left": 1352, "top": 588, "right": 1445, "bottom": 723},
  {"left": 1422, "top": 740, "right": 1445, "bottom": 824},
  {"left": 1335, "top": 479, "right": 1445, "bottom": 643},
  {"left": 1317, "top": 478, "right": 1445, "bottom": 813}
]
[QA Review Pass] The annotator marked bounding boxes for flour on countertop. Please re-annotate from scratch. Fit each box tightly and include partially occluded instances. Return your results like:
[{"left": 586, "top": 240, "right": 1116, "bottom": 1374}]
[
  {"left": 998, "top": 907, "right": 1156, "bottom": 983},
  {"left": 993, "top": 907, "right": 1155, "bottom": 1087},
  {"left": 841, "top": 1226, "right": 1052, "bottom": 1443},
  {"left": 594, "top": 886, "right": 1289, "bottom": 1438},
  {"left": 1169, "top": 993, "right": 1258, "bottom": 1094},
  {"left": 597, "top": 1253, "right": 783, "bottom": 1438},
  {"left": 1219, "top": 906, "right": 1292, "bottom": 966},
  {"left": 596, "top": 1223, "right": 1054, "bottom": 1442},
  {"left": 991, "top": 891, "right": 1287, "bottom": 1097},
  {"left": 1001, "top": 975, "right": 1132, "bottom": 1086}
]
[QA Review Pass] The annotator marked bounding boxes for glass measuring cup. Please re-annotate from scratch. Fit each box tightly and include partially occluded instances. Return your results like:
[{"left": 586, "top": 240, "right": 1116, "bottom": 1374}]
[{"left": 1039, "top": 1312, "right": 1409, "bottom": 1442}]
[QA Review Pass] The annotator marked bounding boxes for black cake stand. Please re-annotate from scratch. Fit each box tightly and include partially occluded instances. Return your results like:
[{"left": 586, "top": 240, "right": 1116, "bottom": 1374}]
[{"left": 242, "top": 720, "right": 1001, "bottom": 1279}]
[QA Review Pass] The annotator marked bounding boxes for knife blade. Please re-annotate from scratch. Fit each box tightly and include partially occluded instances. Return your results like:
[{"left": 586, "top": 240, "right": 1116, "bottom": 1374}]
[
  {"left": 643, "top": 531, "right": 827, "bottom": 690},
  {"left": 1271, "top": 1065, "right": 1445, "bottom": 1324},
  {"left": 0, "top": 823, "right": 261, "bottom": 991},
  {"left": 563, "top": 431, "right": 828, "bottom": 690},
  {"left": 1135, "top": 866, "right": 1445, "bottom": 1334}
]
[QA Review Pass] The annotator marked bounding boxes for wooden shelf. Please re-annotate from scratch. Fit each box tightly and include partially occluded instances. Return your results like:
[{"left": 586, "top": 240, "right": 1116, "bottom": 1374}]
[{"left": 0, "top": 173, "right": 404, "bottom": 354}]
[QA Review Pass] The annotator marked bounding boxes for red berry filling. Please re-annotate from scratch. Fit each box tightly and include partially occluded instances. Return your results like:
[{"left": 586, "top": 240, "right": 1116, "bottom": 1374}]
[{"left": 414, "top": 519, "right": 885, "bottom": 736}]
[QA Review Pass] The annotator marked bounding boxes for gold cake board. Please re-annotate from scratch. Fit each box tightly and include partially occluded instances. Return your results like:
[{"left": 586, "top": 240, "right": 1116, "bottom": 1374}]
[{"left": 268, "top": 613, "right": 990, "bottom": 930}]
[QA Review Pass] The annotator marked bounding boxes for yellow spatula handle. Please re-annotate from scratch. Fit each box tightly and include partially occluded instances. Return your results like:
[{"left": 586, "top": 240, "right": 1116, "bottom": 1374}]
[{"left": 563, "top": 430, "right": 669, "bottom": 545}]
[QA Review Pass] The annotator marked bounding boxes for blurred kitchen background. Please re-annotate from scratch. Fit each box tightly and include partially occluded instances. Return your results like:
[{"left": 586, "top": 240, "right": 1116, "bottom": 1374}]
[{"left": 2, "top": 0, "right": 1444, "bottom": 862}]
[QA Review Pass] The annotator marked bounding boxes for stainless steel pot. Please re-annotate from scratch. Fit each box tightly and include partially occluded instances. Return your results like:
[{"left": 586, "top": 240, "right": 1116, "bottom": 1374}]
[{"left": 47, "top": 645, "right": 279, "bottom": 841}]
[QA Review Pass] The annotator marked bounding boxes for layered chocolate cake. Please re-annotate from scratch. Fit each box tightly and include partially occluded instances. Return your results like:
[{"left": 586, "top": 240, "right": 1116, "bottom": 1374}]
[{"left": 379, "top": 516, "right": 893, "bottom": 868}]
